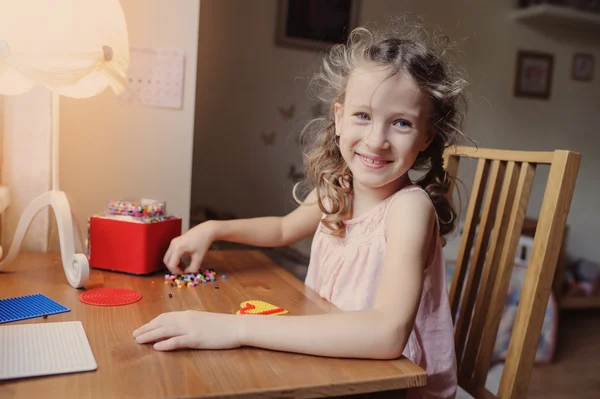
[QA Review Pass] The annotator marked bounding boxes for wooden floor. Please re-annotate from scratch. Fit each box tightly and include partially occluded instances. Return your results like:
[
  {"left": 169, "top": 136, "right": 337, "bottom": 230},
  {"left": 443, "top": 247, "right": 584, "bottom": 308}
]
[{"left": 527, "top": 309, "right": 600, "bottom": 398}]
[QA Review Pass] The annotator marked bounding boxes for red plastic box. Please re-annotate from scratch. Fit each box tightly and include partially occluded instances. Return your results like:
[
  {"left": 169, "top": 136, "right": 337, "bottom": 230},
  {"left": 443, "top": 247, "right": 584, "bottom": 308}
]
[{"left": 88, "top": 216, "right": 182, "bottom": 275}]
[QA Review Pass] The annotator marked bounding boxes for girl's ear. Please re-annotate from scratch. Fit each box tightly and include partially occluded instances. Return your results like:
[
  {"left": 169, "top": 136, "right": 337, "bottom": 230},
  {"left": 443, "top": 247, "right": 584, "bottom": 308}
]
[{"left": 334, "top": 102, "right": 343, "bottom": 136}]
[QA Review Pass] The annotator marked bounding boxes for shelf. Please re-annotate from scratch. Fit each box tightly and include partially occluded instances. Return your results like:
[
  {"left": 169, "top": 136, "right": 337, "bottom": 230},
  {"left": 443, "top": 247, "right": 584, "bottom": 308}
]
[
  {"left": 560, "top": 295, "right": 600, "bottom": 310},
  {"left": 510, "top": 4, "right": 600, "bottom": 33}
]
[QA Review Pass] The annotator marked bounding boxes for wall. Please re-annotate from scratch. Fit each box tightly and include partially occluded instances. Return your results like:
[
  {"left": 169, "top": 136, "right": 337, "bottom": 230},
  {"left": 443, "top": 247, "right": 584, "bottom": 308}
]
[
  {"left": 54, "top": 0, "right": 201, "bottom": 250},
  {"left": 1, "top": 88, "right": 52, "bottom": 252},
  {"left": 191, "top": 0, "right": 599, "bottom": 262},
  {"left": 406, "top": 0, "right": 599, "bottom": 261},
  {"left": 1, "top": 1, "right": 200, "bottom": 252},
  {"left": 192, "top": 0, "right": 322, "bottom": 222}
]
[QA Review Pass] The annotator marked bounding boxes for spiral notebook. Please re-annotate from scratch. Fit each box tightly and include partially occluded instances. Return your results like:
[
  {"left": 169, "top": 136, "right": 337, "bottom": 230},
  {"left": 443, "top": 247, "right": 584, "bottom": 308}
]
[{"left": 0, "top": 321, "right": 97, "bottom": 380}]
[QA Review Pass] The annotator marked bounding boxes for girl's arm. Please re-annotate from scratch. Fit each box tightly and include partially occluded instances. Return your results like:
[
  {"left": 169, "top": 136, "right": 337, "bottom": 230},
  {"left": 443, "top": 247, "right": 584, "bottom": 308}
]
[
  {"left": 208, "top": 189, "right": 322, "bottom": 248},
  {"left": 236, "top": 190, "right": 436, "bottom": 359},
  {"left": 135, "top": 190, "right": 435, "bottom": 359},
  {"left": 163, "top": 190, "right": 322, "bottom": 273}
]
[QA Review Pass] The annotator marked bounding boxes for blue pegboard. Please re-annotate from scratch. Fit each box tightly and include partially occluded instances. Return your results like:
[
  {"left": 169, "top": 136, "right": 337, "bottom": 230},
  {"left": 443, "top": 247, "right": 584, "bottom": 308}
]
[{"left": 0, "top": 294, "right": 70, "bottom": 324}]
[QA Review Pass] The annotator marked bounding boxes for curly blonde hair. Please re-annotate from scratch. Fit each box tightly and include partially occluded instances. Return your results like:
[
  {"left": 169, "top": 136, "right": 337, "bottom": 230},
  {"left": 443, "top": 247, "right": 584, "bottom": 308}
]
[{"left": 297, "top": 16, "right": 468, "bottom": 239}]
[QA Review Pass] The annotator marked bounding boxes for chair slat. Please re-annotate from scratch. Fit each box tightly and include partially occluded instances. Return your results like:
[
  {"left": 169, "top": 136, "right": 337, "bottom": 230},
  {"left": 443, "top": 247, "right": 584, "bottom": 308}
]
[
  {"left": 473, "top": 162, "right": 536, "bottom": 386},
  {"left": 459, "top": 377, "right": 498, "bottom": 399},
  {"left": 443, "top": 147, "right": 460, "bottom": 196},
  {"left": 448, "top": 158, "right": 489, "bottom": 320},
  {"left": 498, "top": 151, "right": 581, "bottom": 399},
  {"left": 452, "top": 146, "right": 555, "bottom": 164},
  {"left": 460, "top": 161, "right": 519, "bottom": 377},
  {"left": 454, "top": 160, "right": 504, "bottom": 362}
]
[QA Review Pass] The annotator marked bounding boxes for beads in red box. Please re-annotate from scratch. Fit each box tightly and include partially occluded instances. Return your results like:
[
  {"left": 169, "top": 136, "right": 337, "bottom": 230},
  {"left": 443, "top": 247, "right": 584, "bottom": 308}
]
[{"left": 107, "top": 200, "right": 165, "bottom": 218}]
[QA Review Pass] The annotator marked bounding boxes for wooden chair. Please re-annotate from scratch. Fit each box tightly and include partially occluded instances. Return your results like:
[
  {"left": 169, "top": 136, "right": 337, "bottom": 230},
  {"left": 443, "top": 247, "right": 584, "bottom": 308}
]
[{"left": 443, "top": 146, "right": 581, "bottom": 399}]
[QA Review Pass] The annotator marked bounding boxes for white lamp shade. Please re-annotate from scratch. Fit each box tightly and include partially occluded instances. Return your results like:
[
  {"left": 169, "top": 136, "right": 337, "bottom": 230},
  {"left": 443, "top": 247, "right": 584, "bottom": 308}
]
[{"left": 0, "top": 0, "right": 129, "bottom": 98}]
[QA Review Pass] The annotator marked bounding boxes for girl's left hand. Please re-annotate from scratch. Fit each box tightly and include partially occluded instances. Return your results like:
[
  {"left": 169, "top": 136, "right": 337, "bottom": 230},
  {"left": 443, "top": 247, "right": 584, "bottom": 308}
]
[{"left": 133, "top": 310, "right": 242, "bottom": 351}]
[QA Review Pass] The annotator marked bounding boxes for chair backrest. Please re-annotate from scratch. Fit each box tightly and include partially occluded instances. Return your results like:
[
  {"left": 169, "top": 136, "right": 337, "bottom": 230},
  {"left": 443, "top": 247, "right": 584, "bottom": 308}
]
[{"left": 443, "top": 146, "right": 581, "bottom": 399}]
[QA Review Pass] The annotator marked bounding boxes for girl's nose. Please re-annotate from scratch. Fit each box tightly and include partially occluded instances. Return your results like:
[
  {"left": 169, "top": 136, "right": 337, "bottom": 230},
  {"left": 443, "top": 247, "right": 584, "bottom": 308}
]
[{"left": 363, "top": 125, "right": 390, "bottom": 150}]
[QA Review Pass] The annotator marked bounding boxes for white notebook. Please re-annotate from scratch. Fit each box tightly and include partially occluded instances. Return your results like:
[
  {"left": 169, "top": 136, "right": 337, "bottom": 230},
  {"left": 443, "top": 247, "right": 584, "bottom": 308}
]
[{"left": 0, "top": 321, "right": 97, "bottom": 380}]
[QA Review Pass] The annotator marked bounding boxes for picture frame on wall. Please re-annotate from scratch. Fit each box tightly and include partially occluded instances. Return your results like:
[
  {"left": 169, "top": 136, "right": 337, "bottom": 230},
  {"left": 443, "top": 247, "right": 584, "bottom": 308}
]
[
  {"left": 275, "top": 0, "right": 361, "bottom": 51},
  {"left": 514, "top": 50, "right": 554, "bottom": 100},
  {"left": 572, "top": 53, "right": 594, "bottom": 82}
]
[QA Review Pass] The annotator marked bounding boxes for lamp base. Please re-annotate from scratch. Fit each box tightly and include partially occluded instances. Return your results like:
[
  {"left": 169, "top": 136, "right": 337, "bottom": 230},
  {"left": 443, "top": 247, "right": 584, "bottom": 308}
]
[{"left": 0, "top": 190, "right": 89, "bottom": 288}]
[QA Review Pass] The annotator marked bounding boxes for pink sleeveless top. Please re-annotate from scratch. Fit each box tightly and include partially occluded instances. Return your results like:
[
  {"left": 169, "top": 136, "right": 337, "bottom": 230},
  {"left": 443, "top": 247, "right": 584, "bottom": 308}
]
[{"left": 304, "top": 185, "right": 457, "bottom": 399}]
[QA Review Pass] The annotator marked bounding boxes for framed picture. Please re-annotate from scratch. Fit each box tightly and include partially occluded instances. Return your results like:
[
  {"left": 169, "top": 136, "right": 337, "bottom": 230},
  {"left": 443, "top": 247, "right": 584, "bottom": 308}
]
[
  {"left": 572, "top": 53, "right": 594, "bottom": 81},
  {"left": 276, "top": 0, "right": 361, "bottom": 51},
  {"left": 514, "top": 50, "right": 554, "bottom": 99}
]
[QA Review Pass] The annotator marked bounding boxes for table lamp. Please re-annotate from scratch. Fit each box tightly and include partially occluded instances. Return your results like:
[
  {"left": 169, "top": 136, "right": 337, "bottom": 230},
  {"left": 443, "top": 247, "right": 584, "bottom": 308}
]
[{"left": 0, "top": 0, "right": 130, "bottom": 288}]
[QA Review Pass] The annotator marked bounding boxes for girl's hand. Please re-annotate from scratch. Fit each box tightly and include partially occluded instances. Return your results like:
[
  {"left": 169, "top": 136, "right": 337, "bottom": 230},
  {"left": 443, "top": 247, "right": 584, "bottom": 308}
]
[
  {"left": 133, "top": 310, "right": 243, "bottom": 351},
  {"left": 163, "top": 221, "right": 218, "bottom": 274}
]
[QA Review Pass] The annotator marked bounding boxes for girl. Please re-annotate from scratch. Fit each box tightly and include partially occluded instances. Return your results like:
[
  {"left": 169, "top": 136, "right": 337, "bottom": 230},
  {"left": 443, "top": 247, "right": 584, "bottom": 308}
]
[{"left": 134, "top": 19, "right": 467, "bottom": 399}]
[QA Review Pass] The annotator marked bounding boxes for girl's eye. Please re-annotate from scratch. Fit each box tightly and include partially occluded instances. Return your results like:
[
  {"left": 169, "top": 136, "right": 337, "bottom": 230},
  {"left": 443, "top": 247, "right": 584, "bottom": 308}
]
[
  {"left": 354, "top": 112, "right": 371, "bottom": 121},
  {"left": 394, "top": 119, "right": 412, "bottom": 128}
]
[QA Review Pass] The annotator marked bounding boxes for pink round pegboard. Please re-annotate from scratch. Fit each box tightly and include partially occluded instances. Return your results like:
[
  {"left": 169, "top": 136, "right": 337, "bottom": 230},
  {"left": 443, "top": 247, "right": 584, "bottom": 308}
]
[{"left": 79, "top": 288, "right": 142, "bottom": 306}]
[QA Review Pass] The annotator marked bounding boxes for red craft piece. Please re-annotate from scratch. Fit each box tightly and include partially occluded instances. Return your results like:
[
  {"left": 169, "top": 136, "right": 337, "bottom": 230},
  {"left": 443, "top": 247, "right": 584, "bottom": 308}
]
[
  {"left": 79, "top": 288, "right": 142, "bottom": 306},
  {"left": 239, "top": 302, "right": 286, "bottom": 315}
]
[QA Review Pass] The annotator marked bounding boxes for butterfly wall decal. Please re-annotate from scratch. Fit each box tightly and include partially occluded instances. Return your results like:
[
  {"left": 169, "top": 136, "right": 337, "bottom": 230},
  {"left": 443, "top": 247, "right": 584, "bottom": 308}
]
[
  {"left": 260, "top": 131, "right": 276, "bottom": 146},
  {"left": 278, "top": 104, "right": 295, "bottom": 120}
]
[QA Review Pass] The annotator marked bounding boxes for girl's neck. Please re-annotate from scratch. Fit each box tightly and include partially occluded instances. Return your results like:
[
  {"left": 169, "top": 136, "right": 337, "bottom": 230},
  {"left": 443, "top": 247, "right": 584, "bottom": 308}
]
[{"left": 349, "top": 175, "right": 411, "bottom": 220}]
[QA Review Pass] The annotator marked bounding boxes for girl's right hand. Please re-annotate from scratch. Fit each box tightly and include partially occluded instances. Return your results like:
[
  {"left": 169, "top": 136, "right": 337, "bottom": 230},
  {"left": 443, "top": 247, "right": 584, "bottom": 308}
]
[{"left": 163, "top": 221, "right": 218, "bottom": 274}]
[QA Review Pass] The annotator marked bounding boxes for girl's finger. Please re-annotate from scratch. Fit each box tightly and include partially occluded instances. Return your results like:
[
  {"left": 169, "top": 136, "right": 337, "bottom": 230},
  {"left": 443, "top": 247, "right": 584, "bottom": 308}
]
[
  {"left": 133, "top": 312, "right": 174, "bottom": 337},
  {"left": 132, "top": 321, "right": 157, "bottom": 338},
  {"left": 167, "top": 248, "right": 184, "bottom": 274},
  {"left": 135, "top": 325, "right": 179, "bottom": 344},
  {"left": 184, "top": 253, "right": 202, "bottom": 274},
  {"left": 163, "top": 245, "right": 172, "bottom": 266},
  {"left": 153, "top": 335, "right": 192, "bottom": 351},
  {"left": 173, "top": 263, "right": 184, "bottom": 275}
]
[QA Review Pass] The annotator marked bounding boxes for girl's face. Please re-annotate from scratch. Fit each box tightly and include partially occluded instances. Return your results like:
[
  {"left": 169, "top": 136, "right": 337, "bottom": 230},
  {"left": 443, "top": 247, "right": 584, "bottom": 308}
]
[{"left": 334, "top": 62, "right": 432, "bottom": 195}]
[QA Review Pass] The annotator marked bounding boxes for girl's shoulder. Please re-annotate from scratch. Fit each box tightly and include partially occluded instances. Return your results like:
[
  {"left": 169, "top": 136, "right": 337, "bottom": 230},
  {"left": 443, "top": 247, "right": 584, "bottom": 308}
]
[
  {"left": 384, "top": 184, "right": 440, "bottom": 244},
  {"left": 384, "top": 184, "right": 438, "bottom": 230},
  {"left": 384, "top": 184, "right": 431, "bottom": 210}
]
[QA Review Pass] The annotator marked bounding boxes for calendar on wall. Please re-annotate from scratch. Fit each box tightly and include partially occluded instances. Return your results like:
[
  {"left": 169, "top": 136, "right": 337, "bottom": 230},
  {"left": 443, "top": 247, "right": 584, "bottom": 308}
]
[{"left": 118, "top": 47, "right": 185, "bottom": 109}]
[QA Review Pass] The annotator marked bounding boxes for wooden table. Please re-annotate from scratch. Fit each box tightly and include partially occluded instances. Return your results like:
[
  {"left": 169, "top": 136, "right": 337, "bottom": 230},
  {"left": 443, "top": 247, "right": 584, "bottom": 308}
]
[{"left": 0, "top": 251, "right": 426, "bottom": 398}]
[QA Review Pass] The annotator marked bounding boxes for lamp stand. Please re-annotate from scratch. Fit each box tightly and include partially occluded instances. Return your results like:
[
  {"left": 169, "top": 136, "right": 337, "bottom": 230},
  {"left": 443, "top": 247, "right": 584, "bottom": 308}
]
[{"left": 0, "top": 91, "right": 90, "bottom": 288}]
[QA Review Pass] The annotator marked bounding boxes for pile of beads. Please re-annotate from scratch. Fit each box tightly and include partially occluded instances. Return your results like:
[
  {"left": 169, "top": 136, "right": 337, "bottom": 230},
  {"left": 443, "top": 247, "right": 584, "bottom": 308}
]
[
  {"left": 135, "top": 215, "right": 178, "bottom": 224},
  {"left": 107, "top": 200, "right": 166, "bottom": 218},
  {"left": 164, "top": 270, "right": 217, "bottom": 288}
]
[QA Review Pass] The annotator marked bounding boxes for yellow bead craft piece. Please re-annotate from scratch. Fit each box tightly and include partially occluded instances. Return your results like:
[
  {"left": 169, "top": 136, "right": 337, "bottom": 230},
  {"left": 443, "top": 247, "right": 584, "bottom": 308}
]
[{"left": 236, "top": 300, "right": 288, "bottom": 316}]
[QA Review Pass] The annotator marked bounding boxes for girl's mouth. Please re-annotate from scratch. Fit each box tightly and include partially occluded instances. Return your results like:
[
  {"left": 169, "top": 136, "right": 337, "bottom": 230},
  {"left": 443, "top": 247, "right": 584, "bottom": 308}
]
[{"left": 357, "top": 153, "right": 392, "bottom": 169}]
